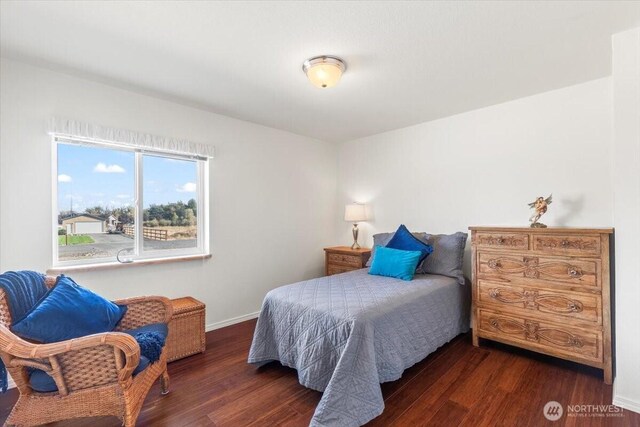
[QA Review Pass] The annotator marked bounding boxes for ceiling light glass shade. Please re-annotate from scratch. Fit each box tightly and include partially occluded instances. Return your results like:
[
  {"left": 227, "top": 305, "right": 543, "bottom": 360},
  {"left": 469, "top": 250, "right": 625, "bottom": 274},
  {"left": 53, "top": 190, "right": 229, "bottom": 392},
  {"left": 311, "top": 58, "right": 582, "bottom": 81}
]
[{"left": 303, "top": 56, "right": 347, "bottom": 88}]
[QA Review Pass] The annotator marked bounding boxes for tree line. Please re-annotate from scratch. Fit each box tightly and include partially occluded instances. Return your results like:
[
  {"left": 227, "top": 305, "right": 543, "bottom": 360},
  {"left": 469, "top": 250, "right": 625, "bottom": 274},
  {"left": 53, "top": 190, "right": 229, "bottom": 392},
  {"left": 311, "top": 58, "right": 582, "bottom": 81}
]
[{"left": 58, "top": 199, "right": 197, "bottom": 228}]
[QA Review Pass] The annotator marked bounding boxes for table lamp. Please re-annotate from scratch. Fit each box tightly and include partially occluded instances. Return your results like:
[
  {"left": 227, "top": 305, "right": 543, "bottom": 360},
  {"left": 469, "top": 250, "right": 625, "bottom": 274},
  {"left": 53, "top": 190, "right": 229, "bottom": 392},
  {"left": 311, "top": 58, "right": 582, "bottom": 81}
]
[{"left": 344, "top": 203, "right": 368, "bottom": 249}]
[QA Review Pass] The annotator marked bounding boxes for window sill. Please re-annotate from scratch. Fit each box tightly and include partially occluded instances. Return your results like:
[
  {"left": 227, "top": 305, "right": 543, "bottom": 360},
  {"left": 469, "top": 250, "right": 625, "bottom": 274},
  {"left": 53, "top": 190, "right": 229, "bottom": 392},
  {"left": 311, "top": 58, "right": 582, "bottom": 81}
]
[{"left": 47, "top": 254, "right": 212, "bottom": 275}]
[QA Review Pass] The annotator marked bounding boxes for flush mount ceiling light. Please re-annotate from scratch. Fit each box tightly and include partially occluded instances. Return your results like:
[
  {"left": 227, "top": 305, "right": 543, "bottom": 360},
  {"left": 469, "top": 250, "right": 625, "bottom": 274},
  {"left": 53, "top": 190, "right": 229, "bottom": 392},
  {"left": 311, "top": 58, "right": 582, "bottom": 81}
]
[{"left": 302, "top": 56, "right": 347, "bottom": 88}]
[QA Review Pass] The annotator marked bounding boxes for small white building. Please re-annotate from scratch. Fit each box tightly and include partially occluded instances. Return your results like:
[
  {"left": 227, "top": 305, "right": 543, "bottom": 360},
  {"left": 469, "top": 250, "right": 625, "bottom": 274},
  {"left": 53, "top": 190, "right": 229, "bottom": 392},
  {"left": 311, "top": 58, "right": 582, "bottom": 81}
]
[
  {"left": 107, "top": 214, "right": 121, "bottom": 231},
  {"left": 61, "top": 214, "right": 105, "bottom": 234}
]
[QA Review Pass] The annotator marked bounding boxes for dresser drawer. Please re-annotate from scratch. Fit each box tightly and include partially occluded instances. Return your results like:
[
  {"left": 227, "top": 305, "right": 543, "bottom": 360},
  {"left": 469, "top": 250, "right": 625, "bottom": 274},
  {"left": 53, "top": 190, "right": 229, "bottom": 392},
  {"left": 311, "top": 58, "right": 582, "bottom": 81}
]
[
  {"left": 474, "top": 232, "right": 529, "bottom": 251},
  {"left": 477, "top": 252, "right": 599, "bottom": 289},
  {"left": 477, "top": 280, "right": 601, "bottom": 324},
  {"left": 478, "top": 309, "right": 602, "bottom": 363},
  {"left": 327, "top": 265, "right": 357, "bottom": 276},
  {"left": 533, "top": 234, "right": 601, "bottom": 256},
  {"left": 327, "top": 253, "right": 362, "bottom": 268}
]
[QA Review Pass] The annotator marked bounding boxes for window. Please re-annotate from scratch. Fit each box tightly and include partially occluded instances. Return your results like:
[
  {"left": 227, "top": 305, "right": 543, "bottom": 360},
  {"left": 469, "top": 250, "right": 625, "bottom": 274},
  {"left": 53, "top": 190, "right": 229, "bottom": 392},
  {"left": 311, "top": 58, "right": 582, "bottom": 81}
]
[{"left": 54, "top": 137, "right": 209, "bottom": 266}]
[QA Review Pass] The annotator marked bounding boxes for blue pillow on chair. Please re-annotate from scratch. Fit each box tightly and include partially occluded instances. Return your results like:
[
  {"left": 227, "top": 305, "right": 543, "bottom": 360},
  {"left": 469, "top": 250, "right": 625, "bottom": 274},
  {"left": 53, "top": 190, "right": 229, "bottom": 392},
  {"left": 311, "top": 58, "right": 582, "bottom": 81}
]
[
  {"left": 385, "top": 224, "right": 434, "bottom": 267},
  {"left": 11, "top": 275, "right": 127, "bottom": 343},
  {"left": 368, "top": 246, "right": 423, "bottom": 281}
]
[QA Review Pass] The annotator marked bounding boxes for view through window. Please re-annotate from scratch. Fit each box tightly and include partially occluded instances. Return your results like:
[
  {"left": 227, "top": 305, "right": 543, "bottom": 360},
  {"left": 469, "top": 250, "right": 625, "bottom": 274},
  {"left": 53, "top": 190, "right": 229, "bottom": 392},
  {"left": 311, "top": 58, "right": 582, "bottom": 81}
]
[
  {"left": 142, "top": 154, "right": 198, "bottom": 252},
  {"left": 55, "top": 140, "right": 206, "bottom": 265}
]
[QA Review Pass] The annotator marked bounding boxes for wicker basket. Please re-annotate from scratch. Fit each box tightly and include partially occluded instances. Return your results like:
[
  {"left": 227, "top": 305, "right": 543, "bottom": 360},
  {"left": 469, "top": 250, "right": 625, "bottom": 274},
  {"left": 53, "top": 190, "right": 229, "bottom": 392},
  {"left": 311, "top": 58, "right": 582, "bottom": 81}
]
[{"left": 166, "top": 297, "right": 206, "bottom": 362}]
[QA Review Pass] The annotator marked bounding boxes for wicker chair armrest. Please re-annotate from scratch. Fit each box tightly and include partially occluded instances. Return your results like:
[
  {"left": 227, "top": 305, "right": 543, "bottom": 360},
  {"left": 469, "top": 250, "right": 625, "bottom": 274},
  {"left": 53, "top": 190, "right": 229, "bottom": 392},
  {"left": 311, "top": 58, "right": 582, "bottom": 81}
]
[
  {"left": 114, "top": 296, "right": 173, "bottom": 330},
  {"left": 0, "top": 325, "right": 141, "bottom": 385}
]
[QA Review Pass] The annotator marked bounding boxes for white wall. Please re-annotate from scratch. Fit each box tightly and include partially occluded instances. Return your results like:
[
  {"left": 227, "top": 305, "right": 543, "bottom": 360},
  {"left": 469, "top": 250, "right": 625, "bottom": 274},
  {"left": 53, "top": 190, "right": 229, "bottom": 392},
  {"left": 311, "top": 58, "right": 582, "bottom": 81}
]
[
  {"left": 337, "top": 78, "right": 613, "bottom": 276},
  {"left": 0, "top": 59, "right": 338, "bottom": 328},
  {"left": 612, "top": 28, "right": 640, "bottom": 414}
]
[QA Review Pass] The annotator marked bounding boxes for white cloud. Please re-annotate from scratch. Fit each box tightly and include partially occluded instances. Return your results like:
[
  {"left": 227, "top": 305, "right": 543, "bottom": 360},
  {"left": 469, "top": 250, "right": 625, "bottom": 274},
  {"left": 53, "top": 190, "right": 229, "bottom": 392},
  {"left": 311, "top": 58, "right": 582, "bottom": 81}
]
[
  {"left": 109, "top": 200, "right": 125, "bottom": 207},
  {"left": 116, "top": 194, "right": 131, "bottom": 199},
  {"left": 177, "top": 182, "right": 197, "bottom": 193},
  {"left": 58, "top": 174, "right": 72, "bottom": 183},
  {"left": 94, "top": 162, "right": 125, "bottom": 173}
]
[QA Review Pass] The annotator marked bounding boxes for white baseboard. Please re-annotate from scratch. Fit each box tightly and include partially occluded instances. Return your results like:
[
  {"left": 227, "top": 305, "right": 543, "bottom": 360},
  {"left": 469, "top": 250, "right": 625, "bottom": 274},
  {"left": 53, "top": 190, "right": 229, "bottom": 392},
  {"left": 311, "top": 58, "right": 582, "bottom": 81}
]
[
  {"left": 205, "top": 310, "right": 260, "bottom": 332},
  {"left": 3, "top": 311, "right": 261, "bottom": 392},
  {"left": 613, "top": 381, "right": 640, "bottom": 414}
]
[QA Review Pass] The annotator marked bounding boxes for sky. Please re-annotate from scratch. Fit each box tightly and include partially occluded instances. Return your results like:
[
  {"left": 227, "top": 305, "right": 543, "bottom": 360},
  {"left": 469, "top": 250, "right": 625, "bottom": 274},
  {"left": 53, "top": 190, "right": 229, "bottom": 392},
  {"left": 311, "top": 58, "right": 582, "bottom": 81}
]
[{"left": 57, "top": 143, "right": 197, "bottom": 213}]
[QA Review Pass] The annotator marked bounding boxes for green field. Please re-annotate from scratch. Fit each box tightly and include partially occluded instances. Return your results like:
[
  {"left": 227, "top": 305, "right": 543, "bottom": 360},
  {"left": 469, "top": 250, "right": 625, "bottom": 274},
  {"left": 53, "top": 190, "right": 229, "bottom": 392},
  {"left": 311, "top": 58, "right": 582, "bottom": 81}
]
[{"left": 58, "top": 234, "right": 95, "bottom": 246}]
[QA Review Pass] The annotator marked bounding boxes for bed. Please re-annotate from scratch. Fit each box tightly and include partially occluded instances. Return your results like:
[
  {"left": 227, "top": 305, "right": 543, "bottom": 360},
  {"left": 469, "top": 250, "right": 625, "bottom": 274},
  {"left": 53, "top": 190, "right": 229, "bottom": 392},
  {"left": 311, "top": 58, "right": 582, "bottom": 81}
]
[{"left": 248, "top": 267, "right": 470, "bottom": 426}]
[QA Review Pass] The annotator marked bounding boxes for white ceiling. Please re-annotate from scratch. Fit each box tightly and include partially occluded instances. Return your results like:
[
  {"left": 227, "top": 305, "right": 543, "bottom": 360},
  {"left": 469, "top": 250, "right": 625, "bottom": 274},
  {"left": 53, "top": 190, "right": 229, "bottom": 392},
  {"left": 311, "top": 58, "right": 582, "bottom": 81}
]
[{"left": 1, "top": 1, "right": 639, "bottom": 142}]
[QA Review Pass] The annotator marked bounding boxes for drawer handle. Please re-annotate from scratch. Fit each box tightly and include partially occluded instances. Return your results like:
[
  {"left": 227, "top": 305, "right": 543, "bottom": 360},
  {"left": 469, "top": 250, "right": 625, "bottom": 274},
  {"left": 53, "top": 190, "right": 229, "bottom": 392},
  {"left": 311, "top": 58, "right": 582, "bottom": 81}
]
[
  {"left": 496, "top": 238, "right": 504, "bottom": 244},
  {"left": 567, "top": 266, "right": 583, "bottom": 278},
  {"left": 567, "top": 301, "right": 580, "bottom": 312},
  {"left": 488, "top": 259, "right": 502, "bottom": 269},
  {"left": 561, "top": 240, "right": 569, "bottom": 247}
]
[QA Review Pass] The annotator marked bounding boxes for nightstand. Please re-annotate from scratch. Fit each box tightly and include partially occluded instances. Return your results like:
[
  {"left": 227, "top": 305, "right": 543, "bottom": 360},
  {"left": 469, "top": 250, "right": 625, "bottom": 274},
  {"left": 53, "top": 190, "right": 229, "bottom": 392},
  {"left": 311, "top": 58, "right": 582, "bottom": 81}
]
[{"left": 324, "top": 246, "right": 371, "bottom": 276}]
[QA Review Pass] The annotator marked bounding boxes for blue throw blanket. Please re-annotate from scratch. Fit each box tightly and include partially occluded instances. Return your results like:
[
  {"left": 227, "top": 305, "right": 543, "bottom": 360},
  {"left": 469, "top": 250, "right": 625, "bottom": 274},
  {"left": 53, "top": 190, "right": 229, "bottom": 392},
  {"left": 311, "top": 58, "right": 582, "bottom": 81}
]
[
  {"left": 0, "top": 271, "right": 47, "bottom": 393},
  {"left": 135, "top": 332, "right": 165, "bottom": 364}
]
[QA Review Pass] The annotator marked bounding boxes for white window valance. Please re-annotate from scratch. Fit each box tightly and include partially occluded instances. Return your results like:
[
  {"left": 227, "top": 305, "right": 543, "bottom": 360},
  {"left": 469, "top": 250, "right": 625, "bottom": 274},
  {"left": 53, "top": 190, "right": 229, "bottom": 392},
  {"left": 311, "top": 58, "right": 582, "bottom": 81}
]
[{"left": 49, "top": 118, "right": 215, "bottom": 159}]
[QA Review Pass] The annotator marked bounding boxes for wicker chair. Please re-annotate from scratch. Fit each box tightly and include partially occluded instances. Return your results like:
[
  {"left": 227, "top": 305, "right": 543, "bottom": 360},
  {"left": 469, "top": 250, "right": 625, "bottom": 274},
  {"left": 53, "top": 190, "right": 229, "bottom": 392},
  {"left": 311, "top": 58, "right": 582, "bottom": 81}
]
[{"left": 0, "top": 275, "right": 173, "bottom": 427}]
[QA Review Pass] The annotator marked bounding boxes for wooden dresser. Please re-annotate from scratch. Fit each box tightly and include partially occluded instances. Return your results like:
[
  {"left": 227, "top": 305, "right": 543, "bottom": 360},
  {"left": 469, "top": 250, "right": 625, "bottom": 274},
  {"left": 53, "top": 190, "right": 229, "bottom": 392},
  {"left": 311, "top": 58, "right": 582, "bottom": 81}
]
[
  {"left": 324, "top": 246, "right": 371, "bottom": 276},
  {"left": 469, "top": 226, "right": 613, "bottom": 384}
]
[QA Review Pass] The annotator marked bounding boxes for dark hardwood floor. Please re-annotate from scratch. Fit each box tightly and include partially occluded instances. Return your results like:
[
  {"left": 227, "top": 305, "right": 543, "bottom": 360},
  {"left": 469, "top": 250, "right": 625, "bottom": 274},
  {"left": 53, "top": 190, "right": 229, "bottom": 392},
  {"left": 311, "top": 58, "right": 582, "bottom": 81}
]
[{"left": 1, "top": 319, "right": 638, "bottom": 426}]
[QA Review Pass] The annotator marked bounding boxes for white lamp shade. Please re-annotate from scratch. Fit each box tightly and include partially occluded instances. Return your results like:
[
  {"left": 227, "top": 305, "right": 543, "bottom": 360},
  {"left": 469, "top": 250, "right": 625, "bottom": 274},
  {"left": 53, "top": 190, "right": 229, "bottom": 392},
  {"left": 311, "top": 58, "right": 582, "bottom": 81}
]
[{"left": 344, "top": 203, "right": 368, "bottom": 222}]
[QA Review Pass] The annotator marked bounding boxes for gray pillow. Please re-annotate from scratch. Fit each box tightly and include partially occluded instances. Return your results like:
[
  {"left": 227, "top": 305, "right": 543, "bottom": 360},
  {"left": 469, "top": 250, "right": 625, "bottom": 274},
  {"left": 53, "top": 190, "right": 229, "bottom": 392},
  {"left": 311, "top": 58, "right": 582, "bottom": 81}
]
[
  {"left": 418, "top": 232, "right": 468, "bottom": 284},
  {"left": 366, "top": 231, "right": 428, "bottom": 267}
]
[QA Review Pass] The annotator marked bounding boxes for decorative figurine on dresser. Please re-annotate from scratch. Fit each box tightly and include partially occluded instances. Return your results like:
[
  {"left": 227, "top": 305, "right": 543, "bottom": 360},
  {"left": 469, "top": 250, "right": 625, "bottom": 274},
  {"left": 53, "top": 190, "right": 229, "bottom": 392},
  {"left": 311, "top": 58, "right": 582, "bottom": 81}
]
[
  {"left": 469, "top": 226, "right": 614, "bottom": 384},
  {"left": 527, "top": 194, "right": 553, "bottom": 228}
]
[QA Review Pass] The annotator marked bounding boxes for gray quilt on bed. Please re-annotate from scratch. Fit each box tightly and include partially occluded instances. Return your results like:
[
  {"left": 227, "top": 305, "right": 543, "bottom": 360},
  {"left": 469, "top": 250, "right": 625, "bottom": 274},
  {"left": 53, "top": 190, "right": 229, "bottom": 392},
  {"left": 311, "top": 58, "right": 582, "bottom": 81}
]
[{"left": 247, "top": 268, "right": 470, "bottom": 427}]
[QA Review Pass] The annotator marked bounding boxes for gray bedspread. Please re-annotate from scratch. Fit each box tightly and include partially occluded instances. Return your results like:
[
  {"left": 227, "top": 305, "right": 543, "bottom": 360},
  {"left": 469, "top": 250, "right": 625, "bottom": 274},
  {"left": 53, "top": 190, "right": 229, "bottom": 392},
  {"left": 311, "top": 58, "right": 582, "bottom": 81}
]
[{"left": 248, "top": 268, "right": 470, "bottom": 427}]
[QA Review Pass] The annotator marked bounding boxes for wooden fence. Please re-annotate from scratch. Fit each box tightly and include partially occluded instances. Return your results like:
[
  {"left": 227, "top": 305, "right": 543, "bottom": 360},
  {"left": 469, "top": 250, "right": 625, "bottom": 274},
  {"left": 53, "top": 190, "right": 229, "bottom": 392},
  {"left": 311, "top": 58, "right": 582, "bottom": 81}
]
[
  {"left": 122, "top": 226, "right": 168, "bottom": 241},
  {"left": 123, "top": 225, "right": 134, "bottom": 237}
]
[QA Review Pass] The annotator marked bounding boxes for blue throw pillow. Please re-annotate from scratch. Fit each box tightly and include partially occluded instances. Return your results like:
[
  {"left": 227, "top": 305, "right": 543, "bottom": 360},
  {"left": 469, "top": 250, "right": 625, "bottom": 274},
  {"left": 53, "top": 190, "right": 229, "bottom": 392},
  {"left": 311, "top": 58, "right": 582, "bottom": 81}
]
[
  {"left": 368, "top": 246, "right": 423, "bottom": 281},
  {"left": 11, "top": 275, "right": 127, "bottom": 343},
  {"left": 385, "top": 224, "right": 434, "bottom": 267}
]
